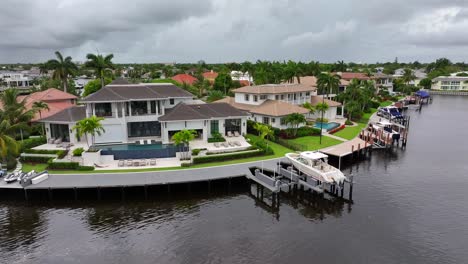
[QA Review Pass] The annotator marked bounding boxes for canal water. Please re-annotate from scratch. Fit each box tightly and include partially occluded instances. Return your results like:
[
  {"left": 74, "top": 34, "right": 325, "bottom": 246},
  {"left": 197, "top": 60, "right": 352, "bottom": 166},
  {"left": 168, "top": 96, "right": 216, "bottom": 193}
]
[{"left": 1, "top": 95, "right": 467, "bottom": 264}]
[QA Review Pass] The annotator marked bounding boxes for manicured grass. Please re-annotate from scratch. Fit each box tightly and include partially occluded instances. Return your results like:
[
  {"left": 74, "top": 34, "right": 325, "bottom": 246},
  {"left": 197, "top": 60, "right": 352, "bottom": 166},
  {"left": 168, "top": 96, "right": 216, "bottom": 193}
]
[
  {"left": 379, "top": 101, "right": 393, "bottom": 107},
  {"left": 288, "top": 135, "right": 342, "bottom": 151},
  {"left": 24, "top": 135, "right": 294, "bottom": 174},
  {"left": 333, "top": 123, "right": 367, "bottom": 140},
  {"left": 22, "top": 163, "right": 48, "bottom": 173}
]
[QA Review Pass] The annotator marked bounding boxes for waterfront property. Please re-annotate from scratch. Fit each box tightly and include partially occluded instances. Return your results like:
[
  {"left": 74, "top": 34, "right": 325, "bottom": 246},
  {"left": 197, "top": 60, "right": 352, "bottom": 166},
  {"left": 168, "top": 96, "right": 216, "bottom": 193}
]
[
  {"left": 19, "top": 88, "right": 78, "bottom": 121},
  {"left": 432, "top": 76, "right": 468, "bottom": 91}
]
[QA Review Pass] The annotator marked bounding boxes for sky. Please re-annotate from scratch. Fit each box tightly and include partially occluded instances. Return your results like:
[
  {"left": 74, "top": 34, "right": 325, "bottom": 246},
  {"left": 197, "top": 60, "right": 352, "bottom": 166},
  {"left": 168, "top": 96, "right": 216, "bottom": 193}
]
[{"left": 2, "top": 0, "right": 468, "bottom": 63}]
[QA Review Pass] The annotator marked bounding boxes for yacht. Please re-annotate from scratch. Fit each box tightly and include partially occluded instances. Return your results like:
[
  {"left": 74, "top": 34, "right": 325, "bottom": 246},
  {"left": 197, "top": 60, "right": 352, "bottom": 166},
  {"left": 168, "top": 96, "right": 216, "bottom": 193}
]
[{"left": 285, "top": 151, "right": 347, "bottom": 184}]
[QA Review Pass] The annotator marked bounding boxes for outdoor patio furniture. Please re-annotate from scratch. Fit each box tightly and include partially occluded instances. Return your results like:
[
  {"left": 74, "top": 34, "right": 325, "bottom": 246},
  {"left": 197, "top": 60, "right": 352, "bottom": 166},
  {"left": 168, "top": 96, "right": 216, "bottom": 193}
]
[
  {"left": 48, "top": 138, "right": 55, "bottom": 144},
  {"left": 135, "top": 141, "right": 140, "bottom": 145},
  {"left": 133, "top": 160, "right": 140, "bottom": 166},
  {"left": 234, "top": 131, "right": 240, "bottom": 137},
  {"left": 140, "top": 160, "right": 147, "bottom": 166},
  {"left": 150, "top": 159, "right": 156, "bottom": 166},
  {"left": 118, "top": 160, "right": 124, "bottom": 167},
  {"left": 151, "top": 140, "right": 157, "bottom": 144},
  {"left": 214, "top": 142, "right": 220, "bottom": 148},
  {"left": 221, "top": 142, "right": 228, "bottom": 148},
  {"left": 228, "top": 141, "right": 235, "bottom": 147},
  {"left": 94, "top": 163, "right": 109, "bottom": 168},
  {"left": 146, "top": 139, "right": 152, "bottom": 144},
  {"left": 125, "top": 160, "right": 133, "bottom": 166},
  {"left": 234, "top": 141, "right": 241, "bottom": 146},
  {"left": 227, "top": 131, "right": 233, "bottom": 137},
  {"left": 140, "top": 140, "right": 145, "bottom": 145},
  {"left": 54, "top": 138, "right": 62, "bottom": 144}
]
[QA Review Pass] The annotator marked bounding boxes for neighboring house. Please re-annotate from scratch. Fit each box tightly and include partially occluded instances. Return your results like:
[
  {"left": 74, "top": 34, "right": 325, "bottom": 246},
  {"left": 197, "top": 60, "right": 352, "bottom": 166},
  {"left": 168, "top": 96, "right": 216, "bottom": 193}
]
[
  {"left": 171, "top": 74, "right": 198, "bottom": 85},
  {"left": 19, "top": 88, "right": 78, "bottom": 121},
  {"left": 282, "top": 76, "right": 349, "bottom": 98},
  {"left": 215, "top": 84, "right": 318, "bottom": 129},
  {"left": 373, "top": 73, "right": 394, "bottom": 92},
  {"left": 431, "top": 76, "right": 468, "bottom": 90},
  {"left": 0, "top": 71, "right": 33, "bottom": 88},
  {"left": 202, "top": 70, "right": 218, "bottom": 83},
  {"left": 310, "top": 96, "right": 343, "bottom": 120},
  {"left": 40, "top": 106, "right": 87, "bottom": 144},
  {"left": 40, "top": 79, "right": 248, "bottom": 145},
  {"left": 393, "top": 69, "right": 427, "bottom": 86},
  {"left": 337, "top": 72, "right": 373, "bottom": 82},
  {"left": 74, "top": 77, "right": 93, "bottom": 96},
  {"left": 231, "top": 71, "right": 253, "bottom": 84}
]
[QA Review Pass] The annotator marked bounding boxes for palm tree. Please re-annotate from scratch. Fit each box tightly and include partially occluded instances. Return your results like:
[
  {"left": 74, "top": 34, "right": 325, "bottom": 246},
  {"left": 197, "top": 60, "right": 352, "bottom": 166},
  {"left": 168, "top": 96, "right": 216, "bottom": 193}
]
[
  {"left": 337, "top": 79, "right": 364, "bottom": 121},
  {"left": 172, "top": 129, "right": 197, "bottom": 160},
  {"left": 46, "top": 51, "right": 78, "bottom": 93},
  {"left": 32, "top": 101, "right": 49, "bottom": 136},
  {"left": 85, "top": 53, "right": 115, "bottom": 90},
  {"left": 316, "top": 72, "right": 341, "bottom": 144},
  {"left": 302, "top": 102, "right": 316, "bottom": 118},
  {"left": 72, "top": 116, "right": 105, "bottom": 148},
  {"left": 285, "top": 113, "right": 306, "bottom": 137},
  {"left": 253, "top": 123, "right": 273, "bottom": 140},
  {"left": 402, "top": 68, "right": 416, "bottom": 85},
  {"left": 0, "top": 88, "right": 36, "bottom": 127},
  {"left": 0, "top": 120, "right": 22, "bottom": 166},
  {"left": 315, "top": 102, "right": 329, "bottom": 121}
]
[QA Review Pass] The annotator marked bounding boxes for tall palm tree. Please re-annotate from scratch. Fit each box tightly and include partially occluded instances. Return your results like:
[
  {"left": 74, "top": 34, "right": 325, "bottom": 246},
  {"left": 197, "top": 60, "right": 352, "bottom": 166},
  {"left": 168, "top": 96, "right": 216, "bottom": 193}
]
[
  {"left": 32, "top": 101, "right": 49, "bottom": 136},
  {"left": 72, "top": 116, "right": 105, "bottom": 148},
  {"left": 0, "top": 88, "right": 36, "bottom": 127},
  {"left": 316, "top": 73, "right": 341, "bottom": 144},
  {"left": 402, "top": 68, "right": 416, "bottom": 85},
  {"left": 0, "top": 120, "right": 20, "bottom": 166},
  {"left": 302, "top": 102, "right": 316, "bottom": 118},
  {"left": 172, "top": 129, "right": 197, "bottom": 160},
  {"left": 285, "top": 113, "right": 306, "bottom": 137},
  {"left": 315, "top": 102, "right": 329, "bottom": 121},
  {"left": 47, "top": 51, "right": 78, "bottom": 93},
  {"left": 85, "top": 53, "right": 115, "bottom": 90},
  {"left": 253, "top": 123, "right": 273, "bottom": 140}
]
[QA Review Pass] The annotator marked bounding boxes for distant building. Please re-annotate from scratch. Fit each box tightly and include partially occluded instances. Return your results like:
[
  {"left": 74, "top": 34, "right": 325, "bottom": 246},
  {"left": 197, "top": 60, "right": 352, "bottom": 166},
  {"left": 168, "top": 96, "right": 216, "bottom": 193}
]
[
  {"left": 0, "top": 71, "right": 33, "bottom": 88},
  {"left": 231, "top": 71, "right": 253, "bottom": 85},
  {"left": 202, "top": 70, "right": 218, "bottom": 83},
  {"left": 432, "top": 76, "right": 468, "bottom": 91},
  {"left": 171, "top": 74, "right": 198, "bottom": 85},
  {"left": 373, "top": 73, "right": 394, "bottom": 92},
  {"left": 18, "top": 88, "right": 78, "bottom": 121},
  {"left": 74, "top": 77, "right": 93, "bottom": 96}
]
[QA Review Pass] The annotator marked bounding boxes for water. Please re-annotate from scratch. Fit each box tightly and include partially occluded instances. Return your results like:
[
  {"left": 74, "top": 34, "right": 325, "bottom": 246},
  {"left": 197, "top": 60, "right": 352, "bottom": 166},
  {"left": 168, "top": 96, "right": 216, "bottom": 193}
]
[
  {"left": 314, "top": 121, "right": 341, "bottom": 131},
  {"left": 1, "top": 95, "right": 468, "bottom": 264}
]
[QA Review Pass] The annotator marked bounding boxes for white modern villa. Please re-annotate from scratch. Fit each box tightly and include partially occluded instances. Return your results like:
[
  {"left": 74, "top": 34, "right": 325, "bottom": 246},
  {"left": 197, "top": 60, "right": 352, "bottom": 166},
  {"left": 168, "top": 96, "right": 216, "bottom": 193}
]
[
  {"left": 40, "top": 79, "right": 249, "bottom": 146},
  {"left": 0, "top": 71, "right": 33, "bottom": 88},
  {"left": 431, "top": 76, "right": 468, "bottom": 90}
]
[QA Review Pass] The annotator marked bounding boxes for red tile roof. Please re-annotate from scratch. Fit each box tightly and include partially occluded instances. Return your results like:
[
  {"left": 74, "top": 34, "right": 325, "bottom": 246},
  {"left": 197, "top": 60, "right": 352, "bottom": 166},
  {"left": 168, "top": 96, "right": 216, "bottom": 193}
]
[
  {"left": 18, "top": 88, "right": 77, "bottom": 121},
  {"left": 171, "top": 74, "right": 198, "bottom": 85},
  {"left": 338, "top": 72, "right": 372, "bottom": 81},
  {"left": 202, "top": 71, "right": 218, "bottom": 80},
  {"left": 239, "top": 80, "right": 250, "bottom": 87}
]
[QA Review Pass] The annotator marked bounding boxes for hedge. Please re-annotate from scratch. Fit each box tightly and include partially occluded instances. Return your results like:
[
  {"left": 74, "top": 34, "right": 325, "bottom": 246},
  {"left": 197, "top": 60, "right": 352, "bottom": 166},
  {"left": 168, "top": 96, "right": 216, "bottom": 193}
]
[
  {"left": 76, "top": 166, "right": 95, "bottom": 171},
  {"left": 192, "top": 150, "right": 264, "bottom": 164},
  {"left": 19, "top": 137, "right": 46, "bottom": 152},
  {"left": 47, "top": 161, "right": 80, "bottom": 170},
  {"left": 73, "top": 148, "right": 85, "bottom": 157},
  {"left": 279, "top": 126, "right": 321, "bottom": 139},
  {"left": 23, "top": 149, "right": 68, "bottom": 159},
  {"left": 20, "top": 156, "right": 53, "bottom": 163},
  {"left": 207, "top": 137, "right": 226, "bottom": 143}
]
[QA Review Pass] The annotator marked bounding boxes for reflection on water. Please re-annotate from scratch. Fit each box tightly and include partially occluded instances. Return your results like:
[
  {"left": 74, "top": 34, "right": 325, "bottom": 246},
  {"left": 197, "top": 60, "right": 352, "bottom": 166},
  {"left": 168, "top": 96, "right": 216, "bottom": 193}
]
[{"left": 0, "top": 96, "right": 468, "bottom": 264}]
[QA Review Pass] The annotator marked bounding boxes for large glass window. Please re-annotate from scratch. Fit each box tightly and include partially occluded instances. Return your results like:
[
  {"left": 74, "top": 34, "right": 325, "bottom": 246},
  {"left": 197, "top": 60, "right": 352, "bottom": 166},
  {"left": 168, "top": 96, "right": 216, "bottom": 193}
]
[
  {"left": 211, "top": 120, "right": 219, "bottom": 134},
  {"left": 244, "top": 94, "right": 249, "bottom": 101},
  {"left": 50, "top": 124, "right": 70, "bottom": 142},
  {"left": 131, "top": 101, "right": 148, "bottom": 115},
  {"left": 225, "top": 119, "right": 241, "bottom": 135},
  {"left": 150, "top": 101, "right": 157, "bottom": 114},
  {"left": 127, "top": 122, "right": 161, "bottom": 137},
  {"left": 262, "top": 117, "right": 270, "bottom": 125},
  {"left": 95, "top": 103, "right": 112, "bottom": 117}
]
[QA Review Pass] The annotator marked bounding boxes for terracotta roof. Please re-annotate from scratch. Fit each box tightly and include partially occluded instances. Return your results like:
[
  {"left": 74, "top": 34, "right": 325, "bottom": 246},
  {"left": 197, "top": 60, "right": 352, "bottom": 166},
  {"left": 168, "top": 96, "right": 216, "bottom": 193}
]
[
  {"left": 158, "top": 102, "right": 248, "bottom": 122},
  {"left": 16, "top": 88, "right": 77, "bottom": 121},
  {"left": 82, "top": 83, "right": 194, "bottom": 102},
  {"left": 338, "top": 72, "right": 373, "bottom": 81},
  {"left": 38, "top": 106, "right": 86, "bottom": 123},
  {"left": 171, "top": 74, "right": 198, "bottom": 85},
  {"left": 232, "top": 84, "right": 315, "bottom": 94},
  {"left": 239, "top": 80, "right": 250, "bottom": 87},
  {"left": 202, "top": 71, "right": 218, "bottom": 80},
  {"left": 214, "top": 97, "right": 309, "bottom": 117},
  {"left": 283, "top": 76, "right": 349, "bottom": 87},
  {"left": 310, "top": 96, "right": 342, "bottom": 107}
]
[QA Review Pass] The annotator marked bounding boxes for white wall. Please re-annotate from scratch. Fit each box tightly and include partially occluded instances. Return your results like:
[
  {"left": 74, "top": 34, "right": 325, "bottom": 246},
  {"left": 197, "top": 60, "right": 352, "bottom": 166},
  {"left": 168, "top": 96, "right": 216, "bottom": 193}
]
[
  {"left": 309, "top": 106, "right": 339, "bottom": 120},
  {"left": 94, "top": 123, "right": 126, "bottom": 144},
  {"left": 234, "top": 92, "right": 312, "bottom": 106}
]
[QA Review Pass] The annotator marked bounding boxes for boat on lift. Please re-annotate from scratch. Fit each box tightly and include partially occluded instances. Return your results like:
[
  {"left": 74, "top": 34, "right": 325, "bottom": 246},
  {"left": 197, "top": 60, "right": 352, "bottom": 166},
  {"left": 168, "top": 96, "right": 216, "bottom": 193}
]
[{"left": 285, "top": 151, "right": 347, "bottom": 185}]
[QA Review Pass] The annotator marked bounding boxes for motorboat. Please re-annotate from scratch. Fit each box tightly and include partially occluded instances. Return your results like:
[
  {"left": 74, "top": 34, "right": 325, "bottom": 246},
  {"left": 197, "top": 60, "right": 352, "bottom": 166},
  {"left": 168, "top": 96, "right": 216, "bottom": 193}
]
[
  {"left": 285, "top": 151, "right": 347, "bottom": 185},
  {"left": 377, "top": 106, "right": 404, "bottom": 120},
  {"left": 4, "top": 171, "right": 22, "bottom": 183},
  {"left": 18, "top": 170, "right": 35, "bottom": 184},
  {"left": 21, "top": 170, "right": 48, "bottom": 186}
]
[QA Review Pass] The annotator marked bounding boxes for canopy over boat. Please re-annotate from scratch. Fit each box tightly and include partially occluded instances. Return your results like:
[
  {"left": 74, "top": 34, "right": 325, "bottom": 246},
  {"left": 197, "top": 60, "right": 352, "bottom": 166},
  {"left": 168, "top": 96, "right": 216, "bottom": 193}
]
[
  {"left": 415, "top": 90, "right": 430, "bottom": 98},
  {"left": 300, "top": 151, "right": 328, "bottom": 160}
]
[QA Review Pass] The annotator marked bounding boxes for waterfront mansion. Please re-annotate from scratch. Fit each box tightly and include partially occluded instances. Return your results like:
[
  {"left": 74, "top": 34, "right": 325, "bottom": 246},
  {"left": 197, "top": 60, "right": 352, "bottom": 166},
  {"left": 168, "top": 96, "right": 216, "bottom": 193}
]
[{"left": 39, "top": 79, "right": 249, "bottom": 145}]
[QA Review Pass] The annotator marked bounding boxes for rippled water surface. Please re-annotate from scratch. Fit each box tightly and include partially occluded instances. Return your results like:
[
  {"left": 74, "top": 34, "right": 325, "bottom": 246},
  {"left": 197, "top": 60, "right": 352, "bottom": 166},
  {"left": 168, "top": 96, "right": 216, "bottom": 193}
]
[{"left": 1, "top": 95, "right": 468, "bottom": 264}]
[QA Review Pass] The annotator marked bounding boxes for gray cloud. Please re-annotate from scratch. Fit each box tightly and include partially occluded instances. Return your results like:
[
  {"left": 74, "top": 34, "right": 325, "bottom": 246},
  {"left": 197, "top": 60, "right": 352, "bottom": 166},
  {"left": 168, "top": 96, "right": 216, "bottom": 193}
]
[{"left": 1, "top": 0, "right": 468, "bottom": 63}]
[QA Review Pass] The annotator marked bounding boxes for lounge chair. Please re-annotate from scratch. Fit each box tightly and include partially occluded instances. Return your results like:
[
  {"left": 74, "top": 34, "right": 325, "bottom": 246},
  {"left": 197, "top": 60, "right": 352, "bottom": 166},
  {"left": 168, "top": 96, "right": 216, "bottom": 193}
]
[
  {"left": 54, "top": 138, "right": 62, "bottom": 144},
  {"left": 214, "top": 142, "right": 220, "bottom": 148},
  {"left": 221, "top": 142, "right": 228, "bottom": 148},
  {"left": 135, "top": 141, "right": 141, "bottom": 145},
  {"left": 234, "top": 131, "right": 240, "bottom": 137},
  {"left": 227, "top": 131, "right": 233, "bottom": 137},
  {"left": 140, "top": 160, "right": 147, "bottom": 166},
  {"left": 228, "top": 141, "right": 235, "bottom": 147},
  {"left": 146, "top": 140, "right": 152, "bottom": 145},
  {"left": 48, "top": 138, "right": 55, "bottom": 144},
  {"left": 150, "top": 159, "right": 156, "bottom": 166},
  {"left": 151, "top": 140, "right": 157, "bottom": 144},
  {"left": 94, "top": 163, "right": 109, "bottom": 168},
  {"left": 234, "top": 141, "right": 241, "bottom": 146},
  {"left": 118, "top": 160, "right": 124, "bottom": 167},
  {"left": 133, "top": 160, "right": 140, "bottom": 166},
  {"left": 140, "top": 140, "right": 145, "bottom": 145},
  {"left": 125, "top": 160, "right": 133, "bottom": 166}
]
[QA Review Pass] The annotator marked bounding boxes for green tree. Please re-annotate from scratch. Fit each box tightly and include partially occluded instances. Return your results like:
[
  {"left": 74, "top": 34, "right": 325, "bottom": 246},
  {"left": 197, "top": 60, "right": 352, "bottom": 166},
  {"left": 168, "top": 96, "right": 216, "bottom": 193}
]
[
  {"left": 171, "top": 129, "right": 197, "bottom": 160},
  {"left": 315, "top": 102, "right": 329, "bottom": 119},
  {"left": 317, "top": 72, "right": 341, "bottom": 97},
  {"left": 284, "top": 113, "right": 306, "bottom": 137},
  {"left": 32, "top": 101, "right": 49, "bottom": 136},
  {"left": 193, "top": 79, "right": 211, "bottom": 98},
  {"left": 85, "top": 53, "right": 115, "bottom": 90},
  {"left": 402, "top": 68, "right": 416, "bottom": 85},
  {"left": 0, "top": 88, "right": 36, "bottom": 128},
  {"left": 46, "top": 51, "right": 78, "bottom": 93},
  {"left": 72, "top": 116, "right": 105, "bottom": 148},
  {"left": 206, "top": 90, "right": 225, "bottom": 102},
  {"left": 0, "top": 120, "right": 21, "bottom": 166},
  {"left": 253, "top": 123, "right": 273, "bottom": 140},
  {"left": 337, "top": 79, "right": 365, "bottom": 121},
  {"left": 419, "top": 78, "right": 432, "bottom": 89},
  {"left": 213, "top": 72, "right": 233, "bottom": 94},
  {"left": 83, "top": 78, "right": 112, "bottom": 97}
]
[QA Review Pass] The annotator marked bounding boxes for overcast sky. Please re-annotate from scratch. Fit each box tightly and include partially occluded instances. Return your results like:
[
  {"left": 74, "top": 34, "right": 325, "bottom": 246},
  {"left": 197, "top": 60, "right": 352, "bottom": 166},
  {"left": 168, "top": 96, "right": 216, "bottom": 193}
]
[{"left": 2, "top": 0, "right": 468, "bottom": 63}]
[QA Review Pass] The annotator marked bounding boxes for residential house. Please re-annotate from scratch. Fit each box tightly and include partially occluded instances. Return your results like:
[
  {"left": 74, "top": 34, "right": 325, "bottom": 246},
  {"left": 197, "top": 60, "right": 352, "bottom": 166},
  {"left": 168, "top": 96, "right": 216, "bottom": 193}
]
[
  {"left": 431, "top": 76, "right": 468, "bottom": 90},
  {"left": 310, "top": 96, "right": 343, "bottom": 120},
  {"left": 171, "top": 74, "right": 198, "bottom": 85},
  {"left": 40, "top": 79, "right": 248, "bottom": 145},
  {"left": 202, "top": 70, "right": 218, "bottom": 83},
  {"left": 337, "top": 72, "right": 373, "bottom": 82},
  {"left": 282, "top": 76, "right": 349, "bottom": 98},
  {"left": 0, "top": 71, "right": 33, "bottom": 88},
  {"left": 373, "top": 73, "right": 394, "bottom": 92},
  {"left": 393, "top": 68, "right": 427, "bottom": 86},
  {"left": 19, "top": 88, "right": 78, "bottom": 121},
  {"left": 231, "top": 71, "right": 253, "bottom": 85}
]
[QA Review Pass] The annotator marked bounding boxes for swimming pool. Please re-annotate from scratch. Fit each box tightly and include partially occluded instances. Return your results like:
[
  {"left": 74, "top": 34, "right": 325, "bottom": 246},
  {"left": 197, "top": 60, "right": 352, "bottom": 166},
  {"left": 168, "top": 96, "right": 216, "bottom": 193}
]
[
  {"left": 95, "top": 143, "right": 182, "bottom": 159},
  {"left": 314, "top": 122, "right": 341, "bottom": 131}
]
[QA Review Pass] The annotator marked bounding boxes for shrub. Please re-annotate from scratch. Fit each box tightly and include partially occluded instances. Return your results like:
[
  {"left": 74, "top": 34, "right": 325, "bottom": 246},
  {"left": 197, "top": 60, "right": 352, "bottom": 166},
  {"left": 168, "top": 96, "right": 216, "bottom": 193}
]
[
  {"left": 279, "top": 126, "right": 320, "bottom": 139},
  {"left": 315, "top": 118, "right": 329, "bottom": 123},
  {"left": 76, "top": 166, "right": 95, "bottom": 171},
  {"left": 191, "top": 149, "right": 201, "bottom": 156},
  {"left": 19, "top": 137, "right": 46, "bottom": 152},
  {"left": 47, "top": 161, "right": 79, "bottom": 170},
  {"left": 57, "top": 150, "right": 68, "bottom": 159},
  {"left": 272, "top": 138, "right": 306, "bottom": 151},
  {"left": 20, "top": 156, "right": 53, "bottom": 163},
  {"left": 369, "top": 100, "right": 381, "bottom": 109},
  {"left": 345, "top": 119, "right": 353, "bottom": 126},
  {"left": 23, "top": 149, "right": 58, "bottom": 155},
  {"left": 192, "top": 150, "right": 264, "bottom": 164},
  {"left": 73, "top": 148, "right": 85, "bottom": 157},
  {"left": 181, "top": 162, "right": 192, "bottom": 167},
  {"left": 207, "top": 132, "right": 226, "bottom": 143},
  {"left": 6, "top": 158, "right": 17, "bottom": 170}
]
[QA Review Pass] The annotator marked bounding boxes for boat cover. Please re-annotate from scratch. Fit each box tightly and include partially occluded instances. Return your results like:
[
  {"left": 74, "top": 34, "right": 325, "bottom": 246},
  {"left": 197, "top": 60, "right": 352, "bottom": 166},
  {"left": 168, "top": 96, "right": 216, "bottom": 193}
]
[{"left": 415, "top": 90, "right": 430, "bottom": 98}]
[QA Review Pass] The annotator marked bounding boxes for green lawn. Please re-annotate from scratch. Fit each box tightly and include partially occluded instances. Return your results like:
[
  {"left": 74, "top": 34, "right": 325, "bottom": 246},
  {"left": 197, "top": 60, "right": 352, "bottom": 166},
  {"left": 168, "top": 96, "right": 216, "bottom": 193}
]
[
  {"left": 21, "top": 135, "right": 294, "bottom": 174},
  {"left": 379, "top": 101, "right": 393, "bottom": 107},
  {"left": 333, "top": 123, "right": 367, "bottom": 140},
  {"left": 288, "top": 135, "right": 342, "bottom": 151},
  {"left": 22, "top": 163, "right": 48, "bottom": 173}
]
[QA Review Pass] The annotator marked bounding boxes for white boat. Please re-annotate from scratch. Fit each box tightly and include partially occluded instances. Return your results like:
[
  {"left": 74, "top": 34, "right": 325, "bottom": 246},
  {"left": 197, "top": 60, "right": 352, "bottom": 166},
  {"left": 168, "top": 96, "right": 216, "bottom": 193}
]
[
  {"left": 285, "top": 151, "right": 347, "bottom": 184},
  {"left": 4, "top": 171, "right": 21, "bottom": 183}
]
